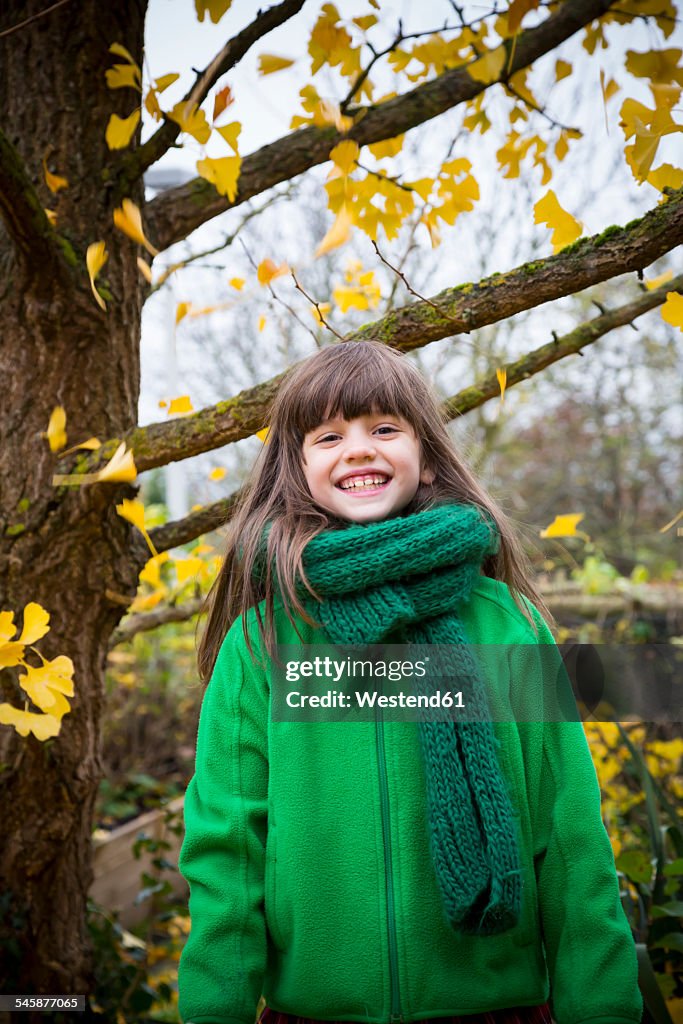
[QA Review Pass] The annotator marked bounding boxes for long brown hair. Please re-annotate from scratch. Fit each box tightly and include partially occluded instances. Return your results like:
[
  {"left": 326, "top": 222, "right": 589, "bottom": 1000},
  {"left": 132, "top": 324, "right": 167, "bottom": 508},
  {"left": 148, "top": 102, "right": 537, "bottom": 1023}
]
[{"left": 198, "top": 341, "right": 551, "bottom": 683}]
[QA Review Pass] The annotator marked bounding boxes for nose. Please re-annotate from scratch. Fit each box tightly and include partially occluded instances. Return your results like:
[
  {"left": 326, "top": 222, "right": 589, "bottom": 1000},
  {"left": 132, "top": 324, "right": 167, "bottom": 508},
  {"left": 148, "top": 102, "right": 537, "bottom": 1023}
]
[{"left": 343, "top": 436, "right": 377, "bottom": 461}]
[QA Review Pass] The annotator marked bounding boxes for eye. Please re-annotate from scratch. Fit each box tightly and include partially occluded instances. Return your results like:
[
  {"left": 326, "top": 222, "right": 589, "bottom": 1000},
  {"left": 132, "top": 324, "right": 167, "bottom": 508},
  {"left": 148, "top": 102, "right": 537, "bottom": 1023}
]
[
  {"left": 315, "top": 432, "right": 340, "bottom": 443},
  {"left": 374, "top": 425, "right": 399, "bottom": 435}
]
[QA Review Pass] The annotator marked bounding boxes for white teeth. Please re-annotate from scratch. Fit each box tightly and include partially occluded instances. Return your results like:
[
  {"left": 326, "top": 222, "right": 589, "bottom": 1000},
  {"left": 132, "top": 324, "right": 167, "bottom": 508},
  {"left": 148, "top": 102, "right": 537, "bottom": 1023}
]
[{"left": 339, "top": 475, "right": 388, "bottom": 490}]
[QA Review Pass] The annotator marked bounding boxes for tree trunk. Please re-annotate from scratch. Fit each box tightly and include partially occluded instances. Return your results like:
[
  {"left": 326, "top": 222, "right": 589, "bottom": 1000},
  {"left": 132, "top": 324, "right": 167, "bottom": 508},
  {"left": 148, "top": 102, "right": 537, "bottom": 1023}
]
[{"left": 0, "top": 0, "right": 147, "bottom": 1001}]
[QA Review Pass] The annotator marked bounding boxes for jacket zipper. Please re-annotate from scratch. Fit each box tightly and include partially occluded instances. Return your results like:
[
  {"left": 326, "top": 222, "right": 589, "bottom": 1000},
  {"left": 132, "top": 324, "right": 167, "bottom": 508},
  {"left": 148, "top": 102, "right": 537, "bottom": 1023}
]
[{"left": 375, "top": 711, "right": 403, "bottom": 1023}]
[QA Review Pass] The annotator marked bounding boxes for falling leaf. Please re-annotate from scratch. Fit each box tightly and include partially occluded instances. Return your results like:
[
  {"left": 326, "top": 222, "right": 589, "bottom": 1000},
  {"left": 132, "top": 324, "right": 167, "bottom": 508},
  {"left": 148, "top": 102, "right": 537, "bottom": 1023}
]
[
  {"left": 19, "top": 603, "right": 51, "bottom": 645},
  {"left": 168, "top": 100, "right": 211, "bottom": 143},
  {"left": 105, "top": 110, "right": 141, "bottom": 150},
  {"left": 168, "top": 395, "right": 194, "bottom": 415},
  {"left": 258, "top": 54, "right": 295, "bottom": 75},
  {"left": 116, "top": 498, "right": 157, "bottom": 557},
  {"left": 257, "top": 258, "right": 289, "bottom": 286},
  {"left": 215, "top": 121, "right": 241, "bottom": 153},
  {"left": 196, "top": 156, "right": 242, "bottom": 201},
  {"left": 195, "top": 0, "right": 232, "bottom": 23},
  {"left": 176, "top": 302, "right": 191, "bottom": 325},
  {"left": 96, "top": 443, "right": 138, "bottom": 483},
  {"left": 60, "top": 437, "right": 101, "bottom": 457},
  {"left": 496, "top": 368, "right": 507, "bottom": 402},
  {"left": 256, "top": 427, "right": 270, "bottom": 443},
  {"left": 258, "top": 315, "right": 267, "bottom": 332},
  {"left": 533, "top": 190, "right": 582, "bottom": 252},
  {"left": 42, "top": 158, "right": 68, "bottom": 194},
  {"left": 136, "top": 257, "right": 152, "bottom": 284},
  {"left": 316, "top": 205, "right": 352, "bottom": 257},
  {"left": 45, "top": 407, "right": 67, "bottom": 453},
  {"left": 213, "top": 85, "right": 234, "bottom": 121},
  {"left": 0, "top": 704, "right": 62, "bottom": 740},
  {"left": 86, "top": 241, "right": 108, "bottom": 310},
  {"left": 229, "top": 277, "right": 245, "bottom": 290},
  {"left": 113, "top": 198, "right": 158, "bottom": 256},
  {"left": 644, "top": 269, "right": 673, "bottom": 290},
  {"left": 155, "top": 72, "right": 180, "bottom": 92},
  {"left": 467, "top": 46, "right": 506, "bottom": 84},
  {"left": 555, "top": 59, "right": 572, "bottom": 82},
  {"left": 661, "top": 291, "right": 683, "bottom": 332},
  {"left": 540, "top": 513, "right": 586, "bottom": 538},
  {"left": 209, "top": 467, "right": 226, "bottom": 481}
]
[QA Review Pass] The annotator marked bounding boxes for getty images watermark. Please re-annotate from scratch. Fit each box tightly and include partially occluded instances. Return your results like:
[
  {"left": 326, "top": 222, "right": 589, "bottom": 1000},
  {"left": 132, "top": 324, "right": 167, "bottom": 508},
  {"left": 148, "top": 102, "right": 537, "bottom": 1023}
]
[{"left": 272, "top": 644, "right": 682, "bottom": 724}]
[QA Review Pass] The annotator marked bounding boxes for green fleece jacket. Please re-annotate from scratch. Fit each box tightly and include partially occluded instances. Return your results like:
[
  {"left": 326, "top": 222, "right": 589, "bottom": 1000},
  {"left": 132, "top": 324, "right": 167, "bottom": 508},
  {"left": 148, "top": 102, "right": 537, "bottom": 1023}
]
[{"left": 178, "top": 576, "right": 642, "bottom": 1024}]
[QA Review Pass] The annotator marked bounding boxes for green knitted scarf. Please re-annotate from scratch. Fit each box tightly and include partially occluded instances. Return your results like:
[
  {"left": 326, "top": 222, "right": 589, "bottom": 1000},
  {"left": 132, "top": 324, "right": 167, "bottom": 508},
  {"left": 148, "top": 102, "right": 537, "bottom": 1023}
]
[{"left": 297, "top": 502, "right": 522, "bottom": 936}]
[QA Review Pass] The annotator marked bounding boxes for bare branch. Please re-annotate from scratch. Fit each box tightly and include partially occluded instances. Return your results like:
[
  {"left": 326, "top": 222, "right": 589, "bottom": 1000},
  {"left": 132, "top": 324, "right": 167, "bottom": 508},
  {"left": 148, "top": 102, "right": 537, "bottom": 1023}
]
[
  {"left": 141, "top": 275, "right": 680, "bottom": 553},
  {"left": 291, "top": 270, "right": 344, "bottom": 339},
  {"left": 0, "top": 0, "right": 74, "bottom": 40},
  {"left": 125, "top": 0, "right": 305, "bottom": 181},
  {"left": 0, "top": 126, "right": 64, "bottom": 267},
  {"left": 103, "top": 187, "right": 682, "bottom": 472},
  {"left": 109, "top": 597, "right": 204, "bottom": 648},
  {"left": 147, "top": 0, "right": 618, "bottom": 251},
  {"left": 442, "top": 272, "right": 683, "bottom": 419}
]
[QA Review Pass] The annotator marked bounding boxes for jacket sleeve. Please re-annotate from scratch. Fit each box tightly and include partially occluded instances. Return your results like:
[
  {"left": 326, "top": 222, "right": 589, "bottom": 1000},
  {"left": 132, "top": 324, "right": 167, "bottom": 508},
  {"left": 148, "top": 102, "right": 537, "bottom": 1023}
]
[
  {"left": 178, "top": 621, "right": 269, "bottom": 1024},
  {"left": 525, "top": 612, "right": 642, "bottom": 1024}
]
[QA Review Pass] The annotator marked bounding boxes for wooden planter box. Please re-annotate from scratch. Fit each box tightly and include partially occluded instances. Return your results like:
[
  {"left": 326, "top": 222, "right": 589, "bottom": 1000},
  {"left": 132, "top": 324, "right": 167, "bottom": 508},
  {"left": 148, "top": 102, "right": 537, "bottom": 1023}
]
[{"left": 90, "top": 796, "right": 187, "bottom": 928}]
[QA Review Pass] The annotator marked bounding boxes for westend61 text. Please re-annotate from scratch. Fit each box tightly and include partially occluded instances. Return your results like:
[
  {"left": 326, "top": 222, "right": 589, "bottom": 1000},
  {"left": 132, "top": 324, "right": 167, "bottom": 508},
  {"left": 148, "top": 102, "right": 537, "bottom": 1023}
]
[{"left": 285, "top": 690, "right": 465, "bottom": 709}]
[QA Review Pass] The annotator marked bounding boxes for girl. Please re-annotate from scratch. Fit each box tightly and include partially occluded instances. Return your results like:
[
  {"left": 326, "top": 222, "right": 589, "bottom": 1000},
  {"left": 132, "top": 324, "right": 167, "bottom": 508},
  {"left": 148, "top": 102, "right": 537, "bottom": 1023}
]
[{"left": 178, "top": 341, "right": 642, "bottom": 1024}]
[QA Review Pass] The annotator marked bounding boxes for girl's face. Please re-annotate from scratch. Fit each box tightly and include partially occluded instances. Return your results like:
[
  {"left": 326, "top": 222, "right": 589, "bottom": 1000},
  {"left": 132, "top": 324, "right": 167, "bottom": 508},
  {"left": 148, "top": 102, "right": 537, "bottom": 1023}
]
[{"left": 301, "top": 412, "right": 434, "bottom": 524}]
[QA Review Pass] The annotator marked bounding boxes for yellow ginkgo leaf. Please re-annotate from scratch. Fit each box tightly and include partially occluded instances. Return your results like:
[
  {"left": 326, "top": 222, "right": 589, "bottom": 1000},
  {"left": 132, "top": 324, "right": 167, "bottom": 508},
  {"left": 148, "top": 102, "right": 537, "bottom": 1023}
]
[
  {"left": 533, "top": 190, "right": 583, "bottom": 252},
  {"left": 507, "top": 0, "right": 540, "bottom": 33},
  {"left": 176, "top": 302, "right": 191, "bottom": 325},
  {"left": 168, "top": 395, "right": 194, "bottom": 415},
  {"left": 19, "top": 602, "right": 51, "bottom": 645},
  {"left": 328, "top": 140, "right": 360, "bottom": 176},
  {"left": 540, "top": 513, "right": 585, "bottom": 538},
  {"left": 46, "top": 406, "right": 67, "bottom": 453},
  {"left": 168, "top": 100, "right": 211, "bottom": 143},
  {"left": 60, "top": 437, "right": 101, "bottom": 457},
  {"left": 216, "top": 122, "right": 241, "bottom": 154},
  {"left": 229, "top": 277, "right": 245, "bottom": 290},
  {"left": 42, "top": 158, "right": 68, "bottom": 194},
  {"left": 105, "top": 110, "right": 141, "bottom": 150},
  {"left": 196, "top": 156, "right": 242, "bottom": 201},
  {"left": 139, "top": 552, "right": 169, "bottom": 588},
  {"left": 311, "top": 301, "right": 332, "bottom": 324},
  {"left": 95, "top": 442, "right": 137, "bottom": 484},
  {"left": 644, "top": 269, "right": 674, "bottom": 290},
  {"left": 155, "top": 72, "right": 180, "bottom": 92},
  {"left": 116, "top": 498, "right": 157, "bottom": 556},
  {"left": 555, "top": 59, "right": 572, "bottom": 82},
  {"left": 368, "top": 135, "right": 404, "bottom": 160},
  {"left": 0, "top": 611, "right": 16, "bottom": 645},
  {"left": 195, "top": 0, "right": 233, "bottom": 22},
  {"left": 0, "top": 641, "right": 24, "bottom": 670},
  {"left": 213, "top": 85, "right": 233, "bottom": 121},
  {"left": 19, "top": 657, "right": 74, "bottom": 715},
  {"left": 113, "top": 198, "right": 158, "bottom": 256},
  {"left": 209, "top": 467, "right": 226, "bottom": 481},
  {"left": 257, "top": 258, "right": 290, "bottom": 286},
  {"left": 316, "top": 205, "right": 353, "bottom": 258},
  {"left": 496, "top": 368, "right": 507, "bottom": 402},
  {"left": 44, "top": 208, "right": 58, "bottom": 226},
  {"left": 145, "top": 88, "right": 163, "bottom": 121},
  {"left": 116, "top": 498, "right": 146, "bottom": 532},
  {"left": 256, "top": 427, "right": 270, "bottom": 443},
  {"left": 86, "top": 241, "right": 108, "bottom": 310},
  {"left": 258, "top": 54, "right": 295, "bottom": 75},
  {"left": 176, "top": 557, "right": 204, "bottom": 584},
  {"left": 0, "top": 703, "right": 62, "bottom": 740},
  {"left": 105, "top": 63, "right": 142, "bottom": 91},
  {"left": 467, "top": 46, "right": 506, "bottom": 84},
  {"left": 258, "top": 315, "right": 267, "bottom": 332},
  {"left": 661, "top": 291, "right": 683, "bottom": 332},
  {"left": 647, "top": 163, "right": 683, "bottom": 192}
]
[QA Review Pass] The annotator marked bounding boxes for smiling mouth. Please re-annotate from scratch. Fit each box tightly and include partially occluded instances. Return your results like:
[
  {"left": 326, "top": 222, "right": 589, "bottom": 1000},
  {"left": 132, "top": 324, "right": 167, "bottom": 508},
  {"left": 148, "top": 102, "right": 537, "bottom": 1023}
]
[{"left": 336, "top": 474, "right": 390, "bottom": 491}]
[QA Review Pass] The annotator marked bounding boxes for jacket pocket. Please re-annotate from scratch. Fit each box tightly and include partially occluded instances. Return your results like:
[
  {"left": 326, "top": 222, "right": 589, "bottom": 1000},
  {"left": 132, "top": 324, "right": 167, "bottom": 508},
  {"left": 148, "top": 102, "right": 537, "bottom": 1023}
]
[{"left": 265, "top": 826, "right": 287, "bottom": 952}]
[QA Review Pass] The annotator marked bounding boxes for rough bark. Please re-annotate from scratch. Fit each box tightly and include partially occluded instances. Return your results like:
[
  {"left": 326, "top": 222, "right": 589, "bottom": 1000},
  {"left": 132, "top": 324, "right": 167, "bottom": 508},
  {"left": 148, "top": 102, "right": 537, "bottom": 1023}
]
[
  {"left": 146, "top": 0, "right": 617, "bottom": 251},
  {"left": 0, "top": 0, "right": 146, "bottom": 1001},
  {"left": 112, "top": 191, "right": 683, "bottom": 475}
]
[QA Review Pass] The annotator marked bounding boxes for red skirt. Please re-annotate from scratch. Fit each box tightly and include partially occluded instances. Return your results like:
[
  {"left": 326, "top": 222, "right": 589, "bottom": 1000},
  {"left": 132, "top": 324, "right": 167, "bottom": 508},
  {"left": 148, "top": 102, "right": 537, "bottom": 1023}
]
[{"left": 259, "top": 1003, "right": 554, "bottom": 1024}]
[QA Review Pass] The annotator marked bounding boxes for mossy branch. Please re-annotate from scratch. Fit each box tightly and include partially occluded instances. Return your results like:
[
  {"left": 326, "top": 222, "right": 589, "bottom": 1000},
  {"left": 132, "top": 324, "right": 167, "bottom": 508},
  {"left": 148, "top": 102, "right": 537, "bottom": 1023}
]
[
  {"left": 115, "top": 190, "right": 682, "bottom": 474},
  {"left": 142, "top": 275, "right": 679, "bottom": 555},
  {"left": 122, "top": 0, "right": 305, "bottom": 185},
  {"left": 109, "top": 597, "right": 204, "bottom": 648},
  {"left": 147, "top": 0, "right": 616, "bottom": 251}
]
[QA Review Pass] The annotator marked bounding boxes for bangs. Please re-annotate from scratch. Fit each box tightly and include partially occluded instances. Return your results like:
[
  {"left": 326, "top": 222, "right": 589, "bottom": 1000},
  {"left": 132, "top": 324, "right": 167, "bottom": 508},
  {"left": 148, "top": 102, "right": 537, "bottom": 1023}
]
[{"left": 286, "top": 347, "right": 425, "bottom": 438}]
